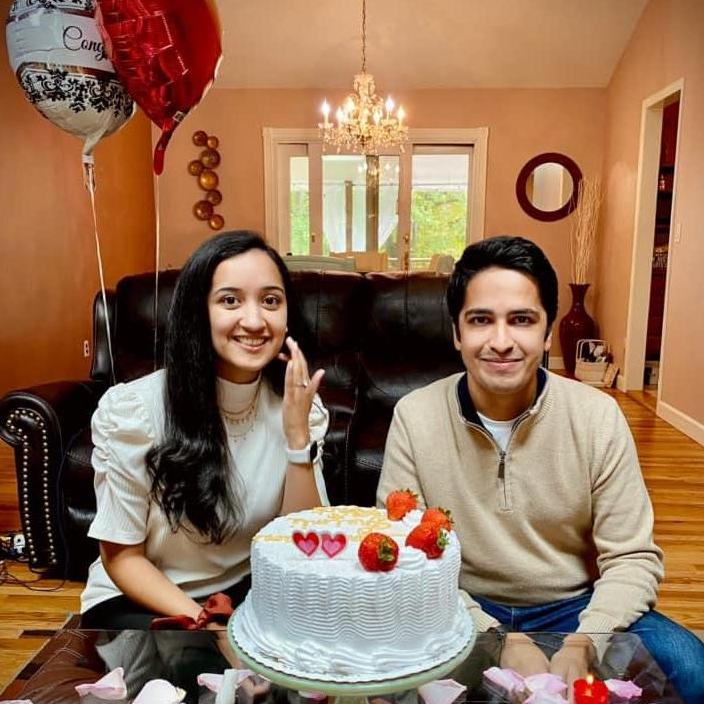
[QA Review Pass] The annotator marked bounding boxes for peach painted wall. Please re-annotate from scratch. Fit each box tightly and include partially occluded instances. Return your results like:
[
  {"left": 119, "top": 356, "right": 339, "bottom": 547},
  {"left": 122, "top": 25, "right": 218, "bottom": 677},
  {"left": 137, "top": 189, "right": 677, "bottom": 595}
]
[
  {"left": 597, "top": 0, "right": 704, "bottom": 427},
  {"left": 0, "top": 0, "right": 156, "bottom": 399},
  {"left": 157, "top": 87, "right": 605, "bottom": 357}
]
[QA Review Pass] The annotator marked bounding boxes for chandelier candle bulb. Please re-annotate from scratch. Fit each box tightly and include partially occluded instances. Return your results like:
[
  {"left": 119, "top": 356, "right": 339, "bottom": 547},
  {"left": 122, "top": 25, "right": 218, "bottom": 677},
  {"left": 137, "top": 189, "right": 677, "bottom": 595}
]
[{"left": 321, "top": 101, "right": 330, "bottom": 127}]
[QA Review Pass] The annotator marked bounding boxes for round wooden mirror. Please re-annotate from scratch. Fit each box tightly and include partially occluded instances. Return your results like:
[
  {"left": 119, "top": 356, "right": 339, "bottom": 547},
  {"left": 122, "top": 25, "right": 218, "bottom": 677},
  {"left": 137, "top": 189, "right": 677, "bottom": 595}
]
[{"left": 516, "top": 153, "right": 582, "bottom": 222}]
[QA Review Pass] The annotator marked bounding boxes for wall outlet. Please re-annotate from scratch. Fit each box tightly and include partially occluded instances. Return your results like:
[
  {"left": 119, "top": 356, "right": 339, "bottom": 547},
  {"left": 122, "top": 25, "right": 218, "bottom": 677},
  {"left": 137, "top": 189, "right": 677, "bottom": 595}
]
[
  {"left": 0, "top": 531, "right": 24, "bottom": 558},
  {"left": 83, "top": 340, "right": 90, "bottom": 358}
]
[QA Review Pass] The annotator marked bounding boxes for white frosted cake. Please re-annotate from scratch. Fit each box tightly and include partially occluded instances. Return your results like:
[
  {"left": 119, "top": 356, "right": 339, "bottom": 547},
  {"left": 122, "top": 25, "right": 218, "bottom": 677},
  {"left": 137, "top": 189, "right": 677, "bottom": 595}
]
[{"left": 230, "top": 505, "right": 475, "bottom": 682}]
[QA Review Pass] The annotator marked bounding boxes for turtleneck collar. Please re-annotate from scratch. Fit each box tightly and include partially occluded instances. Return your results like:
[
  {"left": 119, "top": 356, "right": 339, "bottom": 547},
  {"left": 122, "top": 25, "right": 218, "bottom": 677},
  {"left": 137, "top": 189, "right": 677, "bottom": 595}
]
[{"left": 216, "top": 375, "right": 261, "bottom": 414}]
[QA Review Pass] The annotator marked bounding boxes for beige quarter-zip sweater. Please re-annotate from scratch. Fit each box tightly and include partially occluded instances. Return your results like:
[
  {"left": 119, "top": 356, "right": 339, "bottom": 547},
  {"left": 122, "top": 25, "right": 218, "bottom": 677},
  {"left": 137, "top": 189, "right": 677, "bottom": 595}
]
[{"left": 377, "top": 371, "right": 664, "bottom": 635}]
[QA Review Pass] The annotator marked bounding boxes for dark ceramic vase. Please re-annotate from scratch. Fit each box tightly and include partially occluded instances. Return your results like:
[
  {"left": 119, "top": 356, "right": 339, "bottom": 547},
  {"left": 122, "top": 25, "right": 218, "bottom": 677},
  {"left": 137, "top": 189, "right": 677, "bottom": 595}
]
[{"left": 559, "top": 283, "right": 596, "bottom": 377}]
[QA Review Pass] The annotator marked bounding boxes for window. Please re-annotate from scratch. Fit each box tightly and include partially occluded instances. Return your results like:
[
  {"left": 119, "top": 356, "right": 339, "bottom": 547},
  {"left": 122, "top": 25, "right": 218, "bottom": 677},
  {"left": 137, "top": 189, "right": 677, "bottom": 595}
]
[{"left": 265, "top": 128, "right": 487, "bottom": 270}]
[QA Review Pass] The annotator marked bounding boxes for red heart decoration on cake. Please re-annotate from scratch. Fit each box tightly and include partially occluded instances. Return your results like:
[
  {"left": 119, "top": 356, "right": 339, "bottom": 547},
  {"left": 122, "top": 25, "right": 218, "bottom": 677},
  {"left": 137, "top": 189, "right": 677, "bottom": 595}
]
[
  {"left": 292, "top": 531, "right": 320, "bottom": 556},
  {"left": 320, "top": 532, "right": 347, "bottom": 558}
]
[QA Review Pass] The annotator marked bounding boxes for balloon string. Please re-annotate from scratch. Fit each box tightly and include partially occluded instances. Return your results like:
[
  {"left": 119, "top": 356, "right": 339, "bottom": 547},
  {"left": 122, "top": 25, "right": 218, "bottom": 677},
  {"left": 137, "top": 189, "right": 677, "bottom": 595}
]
[
  {"left": 83, "top": 155, "right": 116, "bottom": 386},
  {"left": 153, "top": 173, "right": 161, "bottom": 371}
]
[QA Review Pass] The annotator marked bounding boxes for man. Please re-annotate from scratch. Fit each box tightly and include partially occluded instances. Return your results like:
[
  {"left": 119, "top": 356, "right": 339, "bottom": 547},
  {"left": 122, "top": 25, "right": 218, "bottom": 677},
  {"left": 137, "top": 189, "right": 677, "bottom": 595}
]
[{"left": 377, "top": 236, "right": 703, "bottom": 703}]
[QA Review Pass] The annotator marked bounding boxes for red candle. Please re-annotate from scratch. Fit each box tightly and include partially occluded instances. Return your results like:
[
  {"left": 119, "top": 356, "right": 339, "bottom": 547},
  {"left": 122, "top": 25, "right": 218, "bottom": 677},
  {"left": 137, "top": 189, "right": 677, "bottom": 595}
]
[{"left": 574, "top": 675, "right": 608, "bottom": 704}]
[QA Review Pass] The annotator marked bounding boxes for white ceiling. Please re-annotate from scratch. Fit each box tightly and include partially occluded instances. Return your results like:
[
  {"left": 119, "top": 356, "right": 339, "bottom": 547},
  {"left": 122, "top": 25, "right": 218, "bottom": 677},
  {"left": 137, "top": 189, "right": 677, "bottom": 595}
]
[{"left": 213, "top": 0, "right": 648, "bottom": 90}]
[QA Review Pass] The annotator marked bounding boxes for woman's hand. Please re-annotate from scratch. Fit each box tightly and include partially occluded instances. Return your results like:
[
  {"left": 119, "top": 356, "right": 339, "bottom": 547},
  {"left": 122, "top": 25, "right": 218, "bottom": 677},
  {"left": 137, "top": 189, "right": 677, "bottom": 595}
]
[{"left": 279, "top": 336, "right": 325, "bottom": 450}]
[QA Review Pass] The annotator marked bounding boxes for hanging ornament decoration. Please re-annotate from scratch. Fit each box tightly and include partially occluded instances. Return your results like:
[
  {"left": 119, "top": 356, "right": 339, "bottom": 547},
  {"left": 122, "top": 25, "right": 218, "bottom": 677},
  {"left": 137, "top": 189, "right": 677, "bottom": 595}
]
[
  {"left": 205, "top": 189, "right": 222, "bottom": 206},
  {"left": 193, "top": 200, "right": 214, "bottom": 221},
  {"left": 95, "top": 0, "right": 223, "bottom": 175},
  {"left": 188, "top": 160, "right": 204, "bottom": 176},
  {"left": 193, "top": 130, "right": 208, "bottom": 147},
  {"left": 189, "top": 130, "right": 224, "bottom": 230},
  {"left": 209, "top": 214, "right": 225, "bottom": 231},
  {"left": 5, "top": 0, "right": 135, "bottom": 159},
  {"left": 198, "top": 168, "right": 218, "bottom": 191},
  {"left": 200, "top": 148, "right": 220, "bottom": 169}
]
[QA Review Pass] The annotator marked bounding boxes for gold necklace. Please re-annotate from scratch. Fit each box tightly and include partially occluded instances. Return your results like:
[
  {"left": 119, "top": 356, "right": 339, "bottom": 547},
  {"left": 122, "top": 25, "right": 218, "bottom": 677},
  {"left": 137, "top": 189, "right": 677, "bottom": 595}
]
[{"left": 221, "top": 382, "right": 262, "bottom": 439}]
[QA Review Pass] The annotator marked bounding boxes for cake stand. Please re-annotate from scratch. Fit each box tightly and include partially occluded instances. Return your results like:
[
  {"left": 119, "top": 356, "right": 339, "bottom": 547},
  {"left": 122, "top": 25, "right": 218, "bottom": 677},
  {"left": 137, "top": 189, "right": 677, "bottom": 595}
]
[{"left": 228, "top": 625, "right": 477, "bottom": 704}]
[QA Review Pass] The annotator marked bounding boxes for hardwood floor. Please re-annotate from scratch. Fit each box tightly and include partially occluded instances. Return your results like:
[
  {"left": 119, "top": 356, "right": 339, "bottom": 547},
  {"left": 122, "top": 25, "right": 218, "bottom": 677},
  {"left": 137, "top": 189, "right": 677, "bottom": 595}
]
[
  {"left": 0, "top": 442, "right": 20, "bottom": 531},
  {"left": 0, "top": 387, "right": 703, "bottom": 691},
  {"left": 0, "top": 563, "right": 84, "bottom": 692}
]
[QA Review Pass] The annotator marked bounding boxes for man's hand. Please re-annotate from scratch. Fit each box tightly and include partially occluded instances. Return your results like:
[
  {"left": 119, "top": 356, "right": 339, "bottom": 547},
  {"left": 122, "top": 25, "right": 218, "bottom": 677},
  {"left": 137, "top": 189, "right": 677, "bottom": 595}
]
[
  {"left": 500, "top": 632, "right": 550, "bottom": 675},
  {"left": 550, "top": 634, "right": 596, "bottom": 698}
]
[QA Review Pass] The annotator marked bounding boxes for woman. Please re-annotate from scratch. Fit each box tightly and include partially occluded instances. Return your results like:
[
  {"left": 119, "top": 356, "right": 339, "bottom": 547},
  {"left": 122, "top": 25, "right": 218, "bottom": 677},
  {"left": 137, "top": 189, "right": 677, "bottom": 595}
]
[{"left": 80, "top": 231, "right": 328, "bottom": 628}]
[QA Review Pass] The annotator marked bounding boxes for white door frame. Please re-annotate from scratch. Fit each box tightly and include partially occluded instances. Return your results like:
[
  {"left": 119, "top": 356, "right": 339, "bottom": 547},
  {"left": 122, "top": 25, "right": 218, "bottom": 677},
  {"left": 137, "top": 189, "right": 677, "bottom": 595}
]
[
  {"left": 622, "top": 79, "right": 683, "bottom": 395},
  {"left": 263, "top": 127, "right": 488, "bottom": 254}
]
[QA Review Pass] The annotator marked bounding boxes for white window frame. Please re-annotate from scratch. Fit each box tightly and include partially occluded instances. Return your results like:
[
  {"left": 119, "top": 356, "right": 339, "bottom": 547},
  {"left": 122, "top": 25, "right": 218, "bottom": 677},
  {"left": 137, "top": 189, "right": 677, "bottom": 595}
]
[{"left": 263, "top": 127, "right": 488, "bottom": 254}]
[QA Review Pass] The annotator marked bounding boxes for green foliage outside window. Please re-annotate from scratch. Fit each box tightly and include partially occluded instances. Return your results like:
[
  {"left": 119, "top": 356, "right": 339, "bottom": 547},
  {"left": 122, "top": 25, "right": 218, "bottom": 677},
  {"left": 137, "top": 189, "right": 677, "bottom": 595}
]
[
  {"left": 408, "top": 189, "right": 468, "bottom": 260},
  {"left": 290, "top": 189, "right": 310, "bottom": 255},
  {"left": 290, "top": 188, "right": 467, "bottom": 260}
]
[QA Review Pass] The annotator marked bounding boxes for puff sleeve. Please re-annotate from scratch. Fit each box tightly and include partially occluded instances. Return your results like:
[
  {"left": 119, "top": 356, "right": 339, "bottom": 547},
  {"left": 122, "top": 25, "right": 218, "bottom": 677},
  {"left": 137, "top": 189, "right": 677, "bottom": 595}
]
[{"left": 87, "top": 384, "right": 157, "bottom": 545}]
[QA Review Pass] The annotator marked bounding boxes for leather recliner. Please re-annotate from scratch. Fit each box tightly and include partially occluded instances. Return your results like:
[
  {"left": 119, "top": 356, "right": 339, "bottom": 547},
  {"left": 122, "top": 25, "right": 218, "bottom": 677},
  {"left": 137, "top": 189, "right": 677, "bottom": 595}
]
[{"left": 0, "top": 269, "right": 461, "bottom": 580}]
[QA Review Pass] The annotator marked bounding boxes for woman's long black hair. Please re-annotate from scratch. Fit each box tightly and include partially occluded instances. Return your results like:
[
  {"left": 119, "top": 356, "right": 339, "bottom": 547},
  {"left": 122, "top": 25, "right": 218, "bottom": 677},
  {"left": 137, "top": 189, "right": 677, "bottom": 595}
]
[{"left": 146, "top": 230, "right": 305, "bottom": 543}]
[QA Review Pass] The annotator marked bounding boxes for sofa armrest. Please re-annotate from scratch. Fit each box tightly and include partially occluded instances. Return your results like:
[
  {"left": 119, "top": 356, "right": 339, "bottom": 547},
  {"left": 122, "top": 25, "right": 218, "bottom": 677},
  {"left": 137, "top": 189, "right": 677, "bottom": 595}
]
[{"left": 0, "top": 379, "right": 107, "bottom": 571}]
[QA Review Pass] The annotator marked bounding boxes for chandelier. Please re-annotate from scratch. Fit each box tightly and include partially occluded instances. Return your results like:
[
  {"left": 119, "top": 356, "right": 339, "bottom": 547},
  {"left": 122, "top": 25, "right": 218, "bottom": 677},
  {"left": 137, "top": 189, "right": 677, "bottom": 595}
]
[{"left": 319, "top": 0, "right": 407, "bottom": 155}]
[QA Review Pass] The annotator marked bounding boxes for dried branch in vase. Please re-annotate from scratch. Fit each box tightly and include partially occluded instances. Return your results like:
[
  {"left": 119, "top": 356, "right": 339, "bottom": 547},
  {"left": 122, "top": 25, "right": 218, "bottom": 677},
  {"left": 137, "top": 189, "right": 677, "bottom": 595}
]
[{"left": 570, "top": 177, "right": 602, "bottom": 284}]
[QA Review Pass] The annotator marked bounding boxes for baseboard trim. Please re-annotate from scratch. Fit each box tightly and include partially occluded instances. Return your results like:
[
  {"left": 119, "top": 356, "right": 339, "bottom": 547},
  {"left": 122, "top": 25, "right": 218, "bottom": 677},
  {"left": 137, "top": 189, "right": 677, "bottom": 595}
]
[{"left": 656, "top": 400, "right": 704, "bottom": 446}]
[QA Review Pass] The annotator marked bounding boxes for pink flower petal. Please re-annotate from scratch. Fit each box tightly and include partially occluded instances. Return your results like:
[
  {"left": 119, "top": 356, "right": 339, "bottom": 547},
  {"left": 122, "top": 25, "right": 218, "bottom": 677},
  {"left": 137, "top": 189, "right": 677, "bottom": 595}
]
[
  {"left": 197, "top": 669, "right": 254, "bottom": 693},
  {"left": 75, "top": 667, "right": 127, "bottom": 699},
  {"left": 525, "top": 673, "right": 567, "bottom": 694},
  {"left": 197, "top": 673, "right": 223, "bottom": 692},
  {"left": 524, "top": 692, "right": 568, "bottom": 704},
  {"left": 132, "top": 679, "right": 185, "bottom": 704},
  {"left": 483, "top": 666, "right": 526, "bottom": 693},
  {"left": 605, "top": 679, "right": 643, "bottom": 699},
  {"left": 418, "top": 679, "right": 467, "bottom": 704}
]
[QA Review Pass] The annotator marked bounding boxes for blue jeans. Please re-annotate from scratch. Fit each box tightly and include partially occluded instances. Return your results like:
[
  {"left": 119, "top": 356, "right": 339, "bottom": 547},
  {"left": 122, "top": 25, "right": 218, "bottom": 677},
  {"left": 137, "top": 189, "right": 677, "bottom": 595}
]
[{"left": 473, "top": 592, "right": 704, "bottom": 704}]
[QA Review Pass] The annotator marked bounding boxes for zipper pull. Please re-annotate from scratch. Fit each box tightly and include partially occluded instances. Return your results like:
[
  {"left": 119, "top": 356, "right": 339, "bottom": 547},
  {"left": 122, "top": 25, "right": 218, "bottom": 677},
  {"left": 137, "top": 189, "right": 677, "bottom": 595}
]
[{"left": 498, "top": 451, "right": 506, "bottom": 479}]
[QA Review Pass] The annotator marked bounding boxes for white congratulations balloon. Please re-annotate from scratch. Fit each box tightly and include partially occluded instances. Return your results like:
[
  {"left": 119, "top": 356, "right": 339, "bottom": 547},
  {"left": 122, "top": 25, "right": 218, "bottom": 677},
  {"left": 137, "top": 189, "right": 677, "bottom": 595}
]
[{"left": 6, "top": 0, "right": 134, "bottom": 156}]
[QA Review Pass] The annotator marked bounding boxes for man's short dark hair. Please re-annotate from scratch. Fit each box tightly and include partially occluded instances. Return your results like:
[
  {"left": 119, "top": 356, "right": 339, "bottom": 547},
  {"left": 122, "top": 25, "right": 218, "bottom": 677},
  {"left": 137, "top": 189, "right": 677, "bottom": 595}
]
[{"left": 446, "top": 235, "right": 559, "bottom": 335}]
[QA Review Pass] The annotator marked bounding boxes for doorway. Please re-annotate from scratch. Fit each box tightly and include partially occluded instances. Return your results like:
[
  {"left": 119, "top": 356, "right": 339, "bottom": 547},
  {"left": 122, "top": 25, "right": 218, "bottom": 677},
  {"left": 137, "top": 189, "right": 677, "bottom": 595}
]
[
  {"left": 623, "top": 80, "right": 683, "bottom": 398},
  {"left": 643, "top": 98, "right": 679, "bottom": 399}
]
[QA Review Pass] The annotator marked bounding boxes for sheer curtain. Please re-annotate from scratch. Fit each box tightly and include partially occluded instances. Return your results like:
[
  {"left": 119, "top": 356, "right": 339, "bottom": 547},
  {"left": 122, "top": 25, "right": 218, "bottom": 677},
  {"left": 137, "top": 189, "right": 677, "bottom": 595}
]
[
  {"left": 322, "top": 183, "right": 346, "bottom": 252},
  {"left": 323, "top": 181, "right": 398, "bottom": 252},
  {"left": 379, "top": 184, "right": 398, "bottom": 248}
]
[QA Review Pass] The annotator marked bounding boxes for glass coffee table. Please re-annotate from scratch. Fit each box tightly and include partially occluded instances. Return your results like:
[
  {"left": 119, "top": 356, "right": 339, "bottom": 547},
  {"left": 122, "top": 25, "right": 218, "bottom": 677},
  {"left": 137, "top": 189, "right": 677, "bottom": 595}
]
[{"left": 0, "top": 629, "right": 684, "bottom": 704}]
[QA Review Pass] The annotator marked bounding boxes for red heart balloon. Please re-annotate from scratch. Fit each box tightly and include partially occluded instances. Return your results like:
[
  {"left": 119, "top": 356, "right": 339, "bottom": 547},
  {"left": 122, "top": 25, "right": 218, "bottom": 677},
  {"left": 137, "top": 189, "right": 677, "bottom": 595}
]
[
  {"left": 95, "top": 0, "right": 222, "bottom": 174},
  {"left": 292, "top": 531, "right": 320, "bottom": 557}
]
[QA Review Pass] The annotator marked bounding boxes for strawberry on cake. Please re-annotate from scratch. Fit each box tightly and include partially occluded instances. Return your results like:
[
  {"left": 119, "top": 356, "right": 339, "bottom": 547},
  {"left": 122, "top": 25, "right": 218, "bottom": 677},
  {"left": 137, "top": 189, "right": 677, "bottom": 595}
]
[{"left": 229, "top": 500, "right": 475, "bottom": 682}]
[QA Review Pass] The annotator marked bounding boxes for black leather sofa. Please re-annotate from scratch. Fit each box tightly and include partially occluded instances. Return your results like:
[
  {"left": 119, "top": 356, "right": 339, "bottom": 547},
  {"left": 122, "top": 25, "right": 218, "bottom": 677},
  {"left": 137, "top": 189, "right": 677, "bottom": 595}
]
[{"left": 0, "top": 269, "right": 462, "bottom": 580}]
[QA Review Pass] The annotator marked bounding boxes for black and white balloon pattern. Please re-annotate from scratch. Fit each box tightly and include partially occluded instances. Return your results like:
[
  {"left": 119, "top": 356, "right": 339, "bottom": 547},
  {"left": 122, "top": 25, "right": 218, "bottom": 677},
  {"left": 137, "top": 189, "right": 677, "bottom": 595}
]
[{"left": 6, "top": 0, "right": 134, "bottom": 156}]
